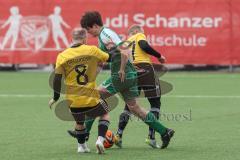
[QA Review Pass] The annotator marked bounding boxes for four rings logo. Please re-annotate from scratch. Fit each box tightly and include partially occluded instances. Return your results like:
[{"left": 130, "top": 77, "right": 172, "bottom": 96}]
[{"left": 20, "top": 16, "right": 50, "bottom": 52}]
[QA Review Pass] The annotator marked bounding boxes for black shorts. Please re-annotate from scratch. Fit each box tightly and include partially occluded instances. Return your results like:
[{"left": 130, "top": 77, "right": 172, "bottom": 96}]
[
  {"left": 134, "top": 63, "right": 161, "bottom": 98},
  {"left": 70, "top": 100, "right": 109, "bottom": 124}
]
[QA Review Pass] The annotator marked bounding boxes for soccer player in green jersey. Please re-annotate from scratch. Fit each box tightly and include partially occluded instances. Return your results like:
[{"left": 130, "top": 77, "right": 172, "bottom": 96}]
[{"left": 80, "top": 11, "right": 175, "bottom": 149}]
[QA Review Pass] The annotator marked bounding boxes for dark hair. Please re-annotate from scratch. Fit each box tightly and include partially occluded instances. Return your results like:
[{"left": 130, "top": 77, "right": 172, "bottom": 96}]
[{"left": 80, "top": 11, "right": 103, "bottom": 28}]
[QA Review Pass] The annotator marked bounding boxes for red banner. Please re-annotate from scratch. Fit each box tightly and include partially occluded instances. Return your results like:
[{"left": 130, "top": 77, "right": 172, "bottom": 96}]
[{"left": 0, "top": 0, "right": 239, "bottom": 65}]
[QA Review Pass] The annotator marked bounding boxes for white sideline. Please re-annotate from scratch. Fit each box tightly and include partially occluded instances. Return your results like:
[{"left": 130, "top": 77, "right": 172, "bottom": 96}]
[{"left": 0, "top": 94, "right": 240, "bottom": 99}]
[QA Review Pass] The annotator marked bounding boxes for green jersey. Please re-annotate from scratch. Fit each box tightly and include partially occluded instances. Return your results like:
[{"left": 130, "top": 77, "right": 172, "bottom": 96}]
[
  {"left": 98, "top": 27, "right": 135, "bottom": 78},
  {"left": 98, "top": 27, "right": 138, "bottom": 100}
]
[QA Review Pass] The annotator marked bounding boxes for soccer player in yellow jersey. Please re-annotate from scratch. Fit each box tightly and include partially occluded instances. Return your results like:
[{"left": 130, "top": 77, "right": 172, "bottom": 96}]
[
  {"left": 48, "top": 28, "right": 110, "bottom": 154},
  {"left": 115, "top": 24, "right": 169, "bottom": 148}
]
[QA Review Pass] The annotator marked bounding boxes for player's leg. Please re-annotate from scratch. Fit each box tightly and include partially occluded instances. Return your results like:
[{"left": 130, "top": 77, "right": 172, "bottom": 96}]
[
  {"left": 86, "top": 100, "right": 110, "bottom": 154},
  {"left": 143, "top": 85, "right": 161, "bottom": 148},
  {"left": 83, "top": 79, "right": 115, "bottom": 141},
  {"left": 125, "top": 96, "right": 174, "bottom": 149},
  {"left": 96, "top": 113, "right": 110, "bottom": 154},
  {"left": 99, "top": 85, "right": 115, "bottom": 99},
  {"left": 84, "top": 116, "right": 95, "bottom": 141},
  {"left": 67, "top": 108, "right": 90, "bottom": 153},
  {"left": 115, "top": 104, "right": 132, "bottom": 148},
  {"left": 74, "top": 122, "right": 91, "bottom": 153},
  {"left": 136, "top": 63, "right": 162, "bottom": 148},
  {"left": 148, "top": 97, "right": 161, "bottom": 138},
  {"left": 112, "top": 69, "right": 173, "bottom": 149},
  {"left": 146, "top": 96, "right": 161, "bottom": 148},
  {"left": 116, "top": 104, "right": 131, "bottom": 138}
]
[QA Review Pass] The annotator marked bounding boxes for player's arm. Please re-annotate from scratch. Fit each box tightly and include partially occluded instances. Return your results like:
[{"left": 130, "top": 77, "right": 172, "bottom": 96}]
[
  {"left": 93, "top": 46, "right": 110, "bottom": 75},
  {"left": 108, "top": 30, "right": 129, "bottom": 82},
  {"left": 49, "top": 74, "right": 63, "bottom": 109},
  {"left": 53, "top": 74, "right": 62, "bottom": 101},
  {"left": 118, "top": 46, "right": 130, "bottom": 82},
  {"left": 49, "top": 56, "right": 64, "bottom": 109},
  {"left": 100, "top": 29, "right": 129, "bottom": 81},
  {"left": 138, "top": 40, "right": 166, "bottom": 63}
]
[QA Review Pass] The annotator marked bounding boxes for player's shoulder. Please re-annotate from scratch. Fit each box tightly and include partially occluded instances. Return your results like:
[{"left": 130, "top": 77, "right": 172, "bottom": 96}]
[
  {"left": 56, "top": 48, "right": 72, "bottom": 62},
  {"left": 80, "top": 45, "right": 102, "bottom": 55},
  {"left": 128, "top": 33, "right": 146, "bottom": 42},
  {"left": 100, "top": 27, "right": 117, "bottom": 38},
  {"left": 81, "top": 44, "right": 98, "bottom": 51},
  {"left": 136, "top": 33, "right": 146, "bottom": 39}
]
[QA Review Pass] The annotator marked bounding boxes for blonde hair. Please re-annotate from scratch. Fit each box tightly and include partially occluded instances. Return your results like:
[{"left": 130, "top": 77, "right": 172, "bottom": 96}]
[
  {"left": 72, "top": 28, "right": 87, "bottom": 41},
  {"left": 128, "top": 24, "right": 144, "bottom": 35}
]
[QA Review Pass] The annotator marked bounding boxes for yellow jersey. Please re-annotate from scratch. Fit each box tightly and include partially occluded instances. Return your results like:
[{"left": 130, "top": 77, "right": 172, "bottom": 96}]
[
  {"left": 127, "top": 33, "right": 152, "bottom": 64},
  {"left": 55, "top": 44, "right": 109, "bottom": 108}
]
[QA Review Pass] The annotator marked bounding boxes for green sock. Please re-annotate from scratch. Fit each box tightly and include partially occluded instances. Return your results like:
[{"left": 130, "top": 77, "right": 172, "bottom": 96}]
[
  {"left": 85, "top": 118, "right": 95, "bottom": 133},
  {"left": 144, "top": 112, "right": 167, "bottom": 135}
]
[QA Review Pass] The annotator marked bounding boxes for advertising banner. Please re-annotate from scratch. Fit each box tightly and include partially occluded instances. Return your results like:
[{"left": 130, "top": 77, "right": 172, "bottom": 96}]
[{"left": 0, "top": 0, "right": 239, "bottom": 64}]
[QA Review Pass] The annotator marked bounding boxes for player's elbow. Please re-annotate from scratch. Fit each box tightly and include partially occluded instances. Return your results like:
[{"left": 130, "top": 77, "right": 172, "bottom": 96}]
[{"left": 138, "top": 40, "right": 150, "bottom": 51}]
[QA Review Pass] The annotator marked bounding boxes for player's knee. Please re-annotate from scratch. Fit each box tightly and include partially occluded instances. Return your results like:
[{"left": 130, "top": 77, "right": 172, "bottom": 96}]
[
  {"left": 100, "top": 113, "right": 110, "bottom": 121},
  {"left": 75, "top": 122, "right": 85, "bottom": 130},
  {"left": 99, "top": 88, "right": 111, "bottom": 99}
]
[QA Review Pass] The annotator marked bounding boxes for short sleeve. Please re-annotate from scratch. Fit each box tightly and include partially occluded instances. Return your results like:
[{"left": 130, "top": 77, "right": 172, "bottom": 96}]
[
  {"left": 55, "top": 55, "right": 64, "bottom": 74},
  {"left": 99, "top": 28, "right": 122, "bottom": 50},
  {"left": 136, "top": 33, "right": 147, "bottom": 42},
  {"left": 107, "top": 29, "right": 122, "bottom": 45},
  {"left": 92, "top": 46, "right": 109, "bottom": 62}
]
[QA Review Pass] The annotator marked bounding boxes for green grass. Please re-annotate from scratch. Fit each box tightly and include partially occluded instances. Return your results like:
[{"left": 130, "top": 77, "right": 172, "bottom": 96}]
[{"left": 0, "top": 71, "right": 240, "bottom": 160}]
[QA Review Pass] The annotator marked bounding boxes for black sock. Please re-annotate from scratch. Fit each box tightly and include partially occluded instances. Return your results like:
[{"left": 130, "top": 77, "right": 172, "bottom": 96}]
[
  {"left": 148, "top": 97, "right": 161, "bottom": 140},
  {"left": 75, "top": 128, "right": 87, "bottom": 144},
  {"left": 98, "top": 120, "right": 110, "bottom": 138},
  {"left": 117, "top": 106, "right": 131, "bottom": 138}
]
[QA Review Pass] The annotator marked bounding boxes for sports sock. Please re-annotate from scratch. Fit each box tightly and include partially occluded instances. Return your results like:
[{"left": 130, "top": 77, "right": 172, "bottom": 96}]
[
  {"left": 98, "top": 120, "right": 110, "bottom": 138},
  {"left": 148, "top": 110, "right": 159, "bottom": 139},
  {"left": 117, "top": 107, "right": 131, "bottom": 138},
  {"left": 144, "top": 112, "right": 166, "bottom": 135},
  {"left": 148, "top": 97, "right": 161, "bottom": 139},
  {"left": 85, "top": 118, "right": 95, "bottom": 133},
  {"left": 75, "top": 128, "right": 87, "bottom": 144}
]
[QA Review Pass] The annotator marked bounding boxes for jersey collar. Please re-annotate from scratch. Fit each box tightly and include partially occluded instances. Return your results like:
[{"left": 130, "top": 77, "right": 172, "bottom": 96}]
[{"left": 71, "top": 43, "right": 83, "bottom": 48}]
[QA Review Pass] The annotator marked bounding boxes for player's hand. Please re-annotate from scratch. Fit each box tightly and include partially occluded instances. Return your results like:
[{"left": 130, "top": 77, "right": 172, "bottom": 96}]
[
  {"left": 48, "top": 98, "right": 56, "bottom": 109},
  {"left": 118, "top": 70, "right": 125, "bottom": 82},
  {"left": 158, "top": 56, "right": 166, "bottom": 64}
]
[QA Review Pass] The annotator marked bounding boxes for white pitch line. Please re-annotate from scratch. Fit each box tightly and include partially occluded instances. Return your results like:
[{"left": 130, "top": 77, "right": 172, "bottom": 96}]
[
  {"left": 0, "top": 94, "right": 240, "bottom": 99},
  {"left": 0, "top": 94, "right": 49, "bottom": 98},
  {"left": 163, "top": 95, "right": 240, "bottom": 98}
]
